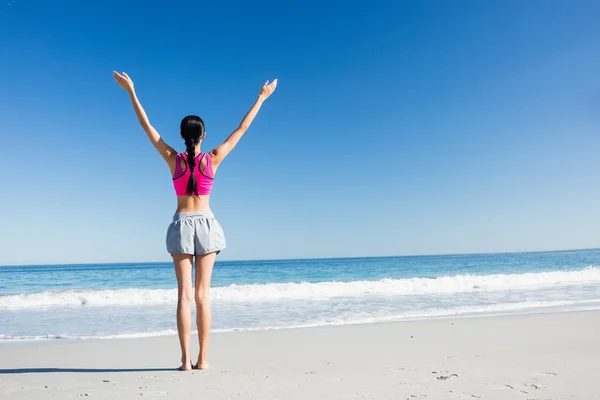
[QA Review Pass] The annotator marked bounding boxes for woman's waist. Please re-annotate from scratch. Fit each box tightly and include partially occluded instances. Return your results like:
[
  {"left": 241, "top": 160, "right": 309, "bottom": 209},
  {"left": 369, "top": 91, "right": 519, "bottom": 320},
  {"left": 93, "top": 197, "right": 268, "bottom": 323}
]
[
  {"left": 175, "top": 196, "right": 211, "bottom": 214},
  {"left": 172, "top": 209, "right": 215, "bottom": 221}
]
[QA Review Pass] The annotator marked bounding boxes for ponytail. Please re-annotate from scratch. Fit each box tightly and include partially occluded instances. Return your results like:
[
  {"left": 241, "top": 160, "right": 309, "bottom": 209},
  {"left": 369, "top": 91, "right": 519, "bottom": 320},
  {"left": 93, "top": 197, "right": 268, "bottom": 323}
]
[
  {"left": 180, "top": 115, "right": 205, "bottom": 196},
  {"left": 185, "top": 139, "right": 199, "bottom": 196}
]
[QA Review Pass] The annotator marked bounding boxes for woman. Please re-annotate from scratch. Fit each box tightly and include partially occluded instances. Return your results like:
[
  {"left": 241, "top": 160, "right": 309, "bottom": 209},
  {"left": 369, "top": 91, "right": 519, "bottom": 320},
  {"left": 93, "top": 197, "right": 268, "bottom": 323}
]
[{"left": 113, "top": 71, "right": 277, "bottom": 371}]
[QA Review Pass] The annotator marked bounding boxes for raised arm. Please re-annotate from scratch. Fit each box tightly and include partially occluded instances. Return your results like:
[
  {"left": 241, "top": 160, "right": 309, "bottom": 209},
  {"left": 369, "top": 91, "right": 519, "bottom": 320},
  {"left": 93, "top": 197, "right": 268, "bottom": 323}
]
[
  {"left": 113, "top": 71, "right": 177, "bottom": 166},
  {"left": 210, "top": 79, "right": 278, "bottom": 166}
]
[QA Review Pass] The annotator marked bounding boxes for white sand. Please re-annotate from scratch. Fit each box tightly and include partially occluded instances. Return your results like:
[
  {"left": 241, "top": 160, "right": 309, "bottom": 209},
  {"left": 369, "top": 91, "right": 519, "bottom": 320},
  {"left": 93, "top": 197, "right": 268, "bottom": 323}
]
[{"left": 1, "top": 310, "right": 598, "bottom": 399}]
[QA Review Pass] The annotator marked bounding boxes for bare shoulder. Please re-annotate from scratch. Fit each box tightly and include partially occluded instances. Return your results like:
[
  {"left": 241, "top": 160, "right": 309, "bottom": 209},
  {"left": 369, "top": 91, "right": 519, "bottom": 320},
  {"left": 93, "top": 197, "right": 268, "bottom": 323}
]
[
  {"left": 208, "top": 147, "right": 223, "bottom": 171},
  {"left": 208, "top": 145, "right": 223, "bottom": 162},
  {"left": 164, "top": 149, "right": 180, "bottom": 175}
]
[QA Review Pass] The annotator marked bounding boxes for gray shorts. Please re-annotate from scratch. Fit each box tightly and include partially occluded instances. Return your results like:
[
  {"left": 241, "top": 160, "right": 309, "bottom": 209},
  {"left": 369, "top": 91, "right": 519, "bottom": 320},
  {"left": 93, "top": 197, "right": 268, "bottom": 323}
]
[{"left": 166, "top": 211, "right": 226, "bottom": 256}]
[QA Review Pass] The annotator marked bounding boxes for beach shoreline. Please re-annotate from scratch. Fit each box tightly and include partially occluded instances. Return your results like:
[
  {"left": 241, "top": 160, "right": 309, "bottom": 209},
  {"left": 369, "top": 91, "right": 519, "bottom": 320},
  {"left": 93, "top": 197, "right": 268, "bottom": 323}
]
[
  {"left": 1, "top": 302, "right": 600, "bottom": 344},
  {"left": 1, "top": 310, "right": 598, "bottom": 399}
]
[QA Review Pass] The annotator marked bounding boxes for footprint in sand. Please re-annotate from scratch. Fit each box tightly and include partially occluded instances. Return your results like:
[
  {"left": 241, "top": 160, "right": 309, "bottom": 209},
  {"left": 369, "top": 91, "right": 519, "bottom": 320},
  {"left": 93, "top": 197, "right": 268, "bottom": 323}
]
[{"left": 436, "top": 373, "right": 458, "bottom": 380}]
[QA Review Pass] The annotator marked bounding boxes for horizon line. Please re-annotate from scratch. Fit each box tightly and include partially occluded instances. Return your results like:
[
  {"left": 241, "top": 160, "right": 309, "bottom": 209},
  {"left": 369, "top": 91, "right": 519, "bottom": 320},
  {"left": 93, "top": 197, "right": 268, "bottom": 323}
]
[{"left": 1, "top": 246, "right": 599, "bottom": 268}]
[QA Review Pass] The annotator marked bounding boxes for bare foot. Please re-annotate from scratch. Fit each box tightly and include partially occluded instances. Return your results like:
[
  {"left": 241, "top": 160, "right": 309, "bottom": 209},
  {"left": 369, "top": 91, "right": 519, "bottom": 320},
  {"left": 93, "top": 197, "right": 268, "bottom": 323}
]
[
  {"left": 177, "top": 361, "right": 193, "bottom": 371},
  {"left": 194, "top": 361, "right": 210, "bottom": 370}
]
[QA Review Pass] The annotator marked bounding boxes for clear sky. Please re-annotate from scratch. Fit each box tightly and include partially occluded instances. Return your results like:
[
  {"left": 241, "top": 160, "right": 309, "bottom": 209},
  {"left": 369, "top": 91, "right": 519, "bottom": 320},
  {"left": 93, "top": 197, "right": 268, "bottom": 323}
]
[{"left": 1, "top": 0, "right": 599, "bottom": 265}]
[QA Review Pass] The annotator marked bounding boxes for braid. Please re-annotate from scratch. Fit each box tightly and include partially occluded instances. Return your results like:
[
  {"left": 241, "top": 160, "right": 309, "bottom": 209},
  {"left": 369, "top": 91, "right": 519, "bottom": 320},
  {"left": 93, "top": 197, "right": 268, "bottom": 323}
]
[
  {"left": 185, "top": 139, "right": 199, "bottom": 196},
  {"left": 180, "top": 114, "right": 205, "bottom": 196}
]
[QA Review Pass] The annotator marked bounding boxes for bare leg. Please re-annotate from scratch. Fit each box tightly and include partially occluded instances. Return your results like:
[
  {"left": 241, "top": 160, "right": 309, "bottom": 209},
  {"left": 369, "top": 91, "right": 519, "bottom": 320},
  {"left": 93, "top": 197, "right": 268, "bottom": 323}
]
[
  {"left": 173, "top": 253, "right": 194, "bottom": 371},
  {"left": 194, "top": 251, "right": 216, "bottom": 369}
]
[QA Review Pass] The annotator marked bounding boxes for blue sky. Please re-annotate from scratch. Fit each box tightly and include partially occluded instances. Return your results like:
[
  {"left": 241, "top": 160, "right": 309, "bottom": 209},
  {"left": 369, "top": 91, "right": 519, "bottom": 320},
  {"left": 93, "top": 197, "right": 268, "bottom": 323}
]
[{"left": 1, "top": 0, "right": 600, "bottom": 265}]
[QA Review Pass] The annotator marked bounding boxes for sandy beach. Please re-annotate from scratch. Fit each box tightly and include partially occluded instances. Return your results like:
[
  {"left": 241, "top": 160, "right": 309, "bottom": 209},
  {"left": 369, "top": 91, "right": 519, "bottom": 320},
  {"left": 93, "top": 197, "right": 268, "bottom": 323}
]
[{"left": 0, "top": 310, "right": 598, "bottom": 399}]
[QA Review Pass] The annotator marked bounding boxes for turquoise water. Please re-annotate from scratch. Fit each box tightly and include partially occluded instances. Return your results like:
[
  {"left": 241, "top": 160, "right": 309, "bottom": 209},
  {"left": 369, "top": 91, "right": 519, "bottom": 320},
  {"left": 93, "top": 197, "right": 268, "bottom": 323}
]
[{"left": 1, "top": 249, "right": 600, "bottom": 340}]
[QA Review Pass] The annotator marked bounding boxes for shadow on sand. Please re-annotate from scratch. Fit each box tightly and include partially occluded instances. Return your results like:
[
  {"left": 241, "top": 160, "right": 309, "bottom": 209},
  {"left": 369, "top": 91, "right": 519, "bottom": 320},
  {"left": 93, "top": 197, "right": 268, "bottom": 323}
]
[{"left": 0, "top": 367, "right": 177, "bottom": 374}]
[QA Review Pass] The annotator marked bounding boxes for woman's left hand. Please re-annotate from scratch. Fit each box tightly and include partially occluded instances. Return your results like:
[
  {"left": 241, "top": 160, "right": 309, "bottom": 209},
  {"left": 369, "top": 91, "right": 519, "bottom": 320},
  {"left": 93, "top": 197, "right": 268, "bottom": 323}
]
[
  {"left": 258, "top": 79, "right": 278, "bottom": 100},
  {"left": 113, "top": 71, "right": 135, "bottom": 92}
]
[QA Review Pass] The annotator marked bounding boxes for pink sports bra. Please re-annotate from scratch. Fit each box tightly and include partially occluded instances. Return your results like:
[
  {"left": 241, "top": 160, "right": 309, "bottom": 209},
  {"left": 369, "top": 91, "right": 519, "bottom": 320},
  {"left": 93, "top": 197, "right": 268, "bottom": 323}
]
[{"left": 172, "top": 152, "right": 214, "bottom": 196}]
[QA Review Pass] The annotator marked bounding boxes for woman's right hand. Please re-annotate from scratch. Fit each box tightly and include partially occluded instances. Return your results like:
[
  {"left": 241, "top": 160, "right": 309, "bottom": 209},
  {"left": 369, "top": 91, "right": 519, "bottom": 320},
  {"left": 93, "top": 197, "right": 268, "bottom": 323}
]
[
  {"left": 113, "top": 71, "right": 135, "bottom": 93},
  {"left": 258, "top": 79, "right": 278, "bottom": 99}
]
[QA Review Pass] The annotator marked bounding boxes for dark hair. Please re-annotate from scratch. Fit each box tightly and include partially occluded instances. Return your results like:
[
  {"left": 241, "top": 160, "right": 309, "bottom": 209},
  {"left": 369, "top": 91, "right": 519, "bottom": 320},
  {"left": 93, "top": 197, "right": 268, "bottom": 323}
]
[{"left": 180, "top": 115, "right": 205, "bottom": 195}]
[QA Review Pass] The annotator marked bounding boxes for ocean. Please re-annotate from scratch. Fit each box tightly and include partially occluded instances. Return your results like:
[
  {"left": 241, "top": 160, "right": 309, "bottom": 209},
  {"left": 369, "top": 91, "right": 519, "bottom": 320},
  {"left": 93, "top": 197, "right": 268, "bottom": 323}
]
[{"left": 1, "top": 249, "right": 600, "bottom": 341}]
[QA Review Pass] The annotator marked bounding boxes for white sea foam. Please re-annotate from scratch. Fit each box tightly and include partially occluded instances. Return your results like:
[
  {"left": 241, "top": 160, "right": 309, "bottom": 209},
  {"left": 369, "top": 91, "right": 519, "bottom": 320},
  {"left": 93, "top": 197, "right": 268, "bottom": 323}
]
[
  {"left": 0, "top": 329, "right": 178, "bottom": 341},
  {"left": 1, "top": 267, "right": 599, "bottom": 309},
  {"left": 2, "top": 298, "right": 599, "bottom": 341}
]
